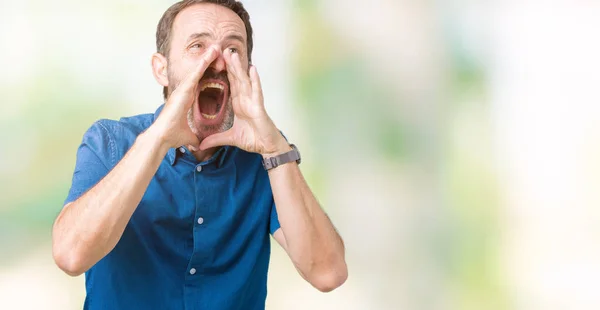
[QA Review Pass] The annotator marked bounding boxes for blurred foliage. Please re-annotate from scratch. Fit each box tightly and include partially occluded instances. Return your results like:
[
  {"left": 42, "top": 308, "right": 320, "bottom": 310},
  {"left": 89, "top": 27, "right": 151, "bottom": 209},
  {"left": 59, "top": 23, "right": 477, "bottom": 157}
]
[
  {"left": 293, "top": 0, "right": 408, "bottom": 165},
  {"left": 0, "top": 65, "right": 126, "bottom": 264},
  {"left": 292, "top": 1, "right": 505, "bottom": 309}
]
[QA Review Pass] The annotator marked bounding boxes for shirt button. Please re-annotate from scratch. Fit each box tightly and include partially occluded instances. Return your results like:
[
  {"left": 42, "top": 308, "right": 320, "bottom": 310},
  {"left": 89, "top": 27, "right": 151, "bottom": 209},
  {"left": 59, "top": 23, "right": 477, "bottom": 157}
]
[
  {"left": 196, "top": 166, "right": 202, "bottom": 172},
  {"left": 179, "top": 147, "right": 186, "bottom": 154},
  {"left": 197, "top": 217, "right": 204, "bottom": 225},
  {"left": 189, "top": 268, "right": 196, "bottom": 275}
]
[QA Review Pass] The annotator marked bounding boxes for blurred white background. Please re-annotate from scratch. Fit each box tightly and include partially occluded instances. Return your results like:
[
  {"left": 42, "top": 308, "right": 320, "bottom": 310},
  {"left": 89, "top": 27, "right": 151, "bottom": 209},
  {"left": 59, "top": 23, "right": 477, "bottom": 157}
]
[{"left": 1, "top": 0, "right": 599, "bottom": 309}]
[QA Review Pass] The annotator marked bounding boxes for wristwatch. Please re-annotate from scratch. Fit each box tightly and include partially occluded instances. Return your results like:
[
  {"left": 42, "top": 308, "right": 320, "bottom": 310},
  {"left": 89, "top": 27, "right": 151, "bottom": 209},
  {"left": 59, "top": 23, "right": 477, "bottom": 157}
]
[{"left": 262, "top": 144, "right": 301, "bottom": 170}]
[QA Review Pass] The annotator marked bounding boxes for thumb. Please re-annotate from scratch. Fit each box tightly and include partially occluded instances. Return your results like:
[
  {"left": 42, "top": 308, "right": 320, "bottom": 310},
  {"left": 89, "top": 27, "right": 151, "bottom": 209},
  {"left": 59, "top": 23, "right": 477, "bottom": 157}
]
[
  {"left": 185, "top": 132, "right": 201, "bottom": 151},
  {"left": 188, "top": 143, "right": 200, "bottom": 152},
  {"left": 199, "top": 130, "right": 235, "bottom": 150}
]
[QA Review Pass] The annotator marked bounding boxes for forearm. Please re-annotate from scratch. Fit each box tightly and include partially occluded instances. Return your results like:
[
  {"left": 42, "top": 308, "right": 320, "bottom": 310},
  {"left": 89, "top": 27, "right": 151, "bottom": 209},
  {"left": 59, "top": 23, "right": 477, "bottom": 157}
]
[
  {"left": 267, "top": 149, "right": 347, "bottom": 288},
  {"left": 53, "top": 126, "right": 169, "bottom": 276}
]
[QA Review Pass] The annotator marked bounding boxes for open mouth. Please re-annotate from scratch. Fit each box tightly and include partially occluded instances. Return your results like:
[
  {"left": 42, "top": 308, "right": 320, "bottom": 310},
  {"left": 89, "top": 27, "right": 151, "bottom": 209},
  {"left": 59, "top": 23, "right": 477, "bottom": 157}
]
[{"left": 198, "top": 79, "right": 228, "bottom": 120}]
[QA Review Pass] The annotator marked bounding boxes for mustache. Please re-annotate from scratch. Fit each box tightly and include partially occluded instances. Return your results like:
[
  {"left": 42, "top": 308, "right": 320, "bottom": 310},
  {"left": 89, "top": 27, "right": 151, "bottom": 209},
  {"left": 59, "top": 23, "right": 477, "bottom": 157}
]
[{"left": 200, "top": 68, "right": 229, "bottom": 87}]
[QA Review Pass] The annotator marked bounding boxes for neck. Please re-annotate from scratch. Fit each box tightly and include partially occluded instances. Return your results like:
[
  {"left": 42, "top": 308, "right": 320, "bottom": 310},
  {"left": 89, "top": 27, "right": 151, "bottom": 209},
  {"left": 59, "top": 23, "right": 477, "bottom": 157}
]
[{"left": 190, "top": 146, "right": 220, "bottom": 162}]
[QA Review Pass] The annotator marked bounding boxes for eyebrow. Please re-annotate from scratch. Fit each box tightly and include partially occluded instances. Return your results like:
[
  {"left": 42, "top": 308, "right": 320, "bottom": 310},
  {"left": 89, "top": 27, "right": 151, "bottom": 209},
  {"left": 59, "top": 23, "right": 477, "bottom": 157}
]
[
  {"left": 225, "top": 34, "right": 245, "bottom": 44},
  {"left": 186, "top": 32, "right": 245, "bottom": 45}
]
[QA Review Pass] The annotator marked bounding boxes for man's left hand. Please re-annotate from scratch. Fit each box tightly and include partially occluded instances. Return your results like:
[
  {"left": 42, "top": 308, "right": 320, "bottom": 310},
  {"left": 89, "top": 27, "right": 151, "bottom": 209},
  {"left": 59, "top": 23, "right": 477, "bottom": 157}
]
[{"left": 199, "top": 50, "right": 290, "bottom": 157}]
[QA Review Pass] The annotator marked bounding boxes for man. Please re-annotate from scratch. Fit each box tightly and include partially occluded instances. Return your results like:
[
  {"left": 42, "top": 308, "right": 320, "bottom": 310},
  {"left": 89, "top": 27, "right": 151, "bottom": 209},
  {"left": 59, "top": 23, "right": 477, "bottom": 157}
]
[{"left": 51, "top": 1, "right": 347, "bottom": 309}]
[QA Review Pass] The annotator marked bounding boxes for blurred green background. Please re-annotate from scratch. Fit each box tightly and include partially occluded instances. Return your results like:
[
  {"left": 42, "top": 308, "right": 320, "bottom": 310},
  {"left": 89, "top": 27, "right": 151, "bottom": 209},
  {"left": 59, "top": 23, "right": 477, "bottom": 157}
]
[{"left": 2, "top": 1, "right": 600, "bottom": 309}]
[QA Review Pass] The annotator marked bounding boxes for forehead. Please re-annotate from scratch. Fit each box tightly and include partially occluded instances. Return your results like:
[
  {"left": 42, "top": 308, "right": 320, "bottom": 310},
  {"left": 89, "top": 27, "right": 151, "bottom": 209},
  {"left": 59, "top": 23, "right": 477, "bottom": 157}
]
[{"left": 172, "top": 3, "right": 246, "bottom": 42}]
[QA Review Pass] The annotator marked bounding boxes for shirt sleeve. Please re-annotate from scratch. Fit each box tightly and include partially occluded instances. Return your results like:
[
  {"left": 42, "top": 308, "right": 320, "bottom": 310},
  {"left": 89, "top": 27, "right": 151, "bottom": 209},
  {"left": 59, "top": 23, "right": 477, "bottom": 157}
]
[
  {"left": 269, "top": 201, "right": 281, "bottom": 235},
  {"left": 64, "top": 120, "right": 115, "bottom": 206}
]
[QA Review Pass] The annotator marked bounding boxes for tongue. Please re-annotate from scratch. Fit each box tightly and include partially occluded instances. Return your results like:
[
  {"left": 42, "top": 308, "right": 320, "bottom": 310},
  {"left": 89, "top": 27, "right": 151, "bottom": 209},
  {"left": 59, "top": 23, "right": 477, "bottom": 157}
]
[{"left": 199, "top": 92, "right": 219, "bottom": 115}]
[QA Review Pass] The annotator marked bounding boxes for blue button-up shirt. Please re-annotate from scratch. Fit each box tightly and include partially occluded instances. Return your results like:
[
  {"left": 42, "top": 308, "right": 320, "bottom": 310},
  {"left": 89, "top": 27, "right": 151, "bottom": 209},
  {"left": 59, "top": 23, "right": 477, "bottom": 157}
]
[{"left": 64, "top": 105, "right": 281, "bottom": 310}]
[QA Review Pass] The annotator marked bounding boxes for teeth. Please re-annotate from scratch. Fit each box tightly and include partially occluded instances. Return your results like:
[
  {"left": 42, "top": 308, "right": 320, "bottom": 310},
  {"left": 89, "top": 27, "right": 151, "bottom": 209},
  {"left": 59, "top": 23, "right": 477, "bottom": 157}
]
[
  {"left": 200, "top": 82, "right": 224, "bottom": 92},
  {"left": 202, "top": 113, "right": 217, "bottom": 119}
]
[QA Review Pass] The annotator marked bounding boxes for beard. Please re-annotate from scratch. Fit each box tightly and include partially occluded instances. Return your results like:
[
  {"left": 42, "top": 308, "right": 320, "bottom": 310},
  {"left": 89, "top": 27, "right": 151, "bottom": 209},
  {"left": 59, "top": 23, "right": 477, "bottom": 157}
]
[
  {"left": 167, "top": 67, "right": 235, "bottom": 144},
  {"left": 186, "top": 99, "right": 234, "bottom": 142}
]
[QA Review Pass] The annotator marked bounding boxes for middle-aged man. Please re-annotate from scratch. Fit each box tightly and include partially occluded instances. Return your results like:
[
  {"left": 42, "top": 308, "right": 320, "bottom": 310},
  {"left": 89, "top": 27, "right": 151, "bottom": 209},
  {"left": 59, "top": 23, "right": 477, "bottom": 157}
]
[{"left": 51, "top": 0, "right": 347, "bottom": 309}]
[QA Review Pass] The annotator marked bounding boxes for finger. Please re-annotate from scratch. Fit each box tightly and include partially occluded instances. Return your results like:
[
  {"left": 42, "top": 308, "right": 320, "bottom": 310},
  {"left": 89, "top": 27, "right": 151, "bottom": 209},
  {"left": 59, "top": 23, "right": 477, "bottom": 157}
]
[
  {"left": 188, "top": 144, "right": 199, "bottom": 152},
  {"left": 224, "top": 49, "right": 251, "bottom": 96},
  {"left": 249, "top": 65, "right": 264, "bottom": 102},
  {"left": 225, "top": 64, "right": 239, "bottom": 100},
  {"left": 222, "top": 50, "right": 239, "bottom": 101},
  {"left": 223, "top": 49, "right": 238, "bottom": 85},
  {"left": 184, "top": 133, "right": 201, "bottom": 152},
  {"left": 231, "top": 53, "right": 252, "bottom": 95},
  {"left": 179, "top": 46, "right": 220, "bottom": 94},
  {"left": 199, "top": 130, "right": 236, "bottom": 150}
]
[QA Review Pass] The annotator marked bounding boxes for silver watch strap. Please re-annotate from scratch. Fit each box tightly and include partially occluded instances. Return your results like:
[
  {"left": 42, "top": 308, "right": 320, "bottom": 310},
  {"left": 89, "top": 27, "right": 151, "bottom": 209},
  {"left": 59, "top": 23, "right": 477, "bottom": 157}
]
[{"left": 262, "top": 144, "right": 301, "bottom": 170}]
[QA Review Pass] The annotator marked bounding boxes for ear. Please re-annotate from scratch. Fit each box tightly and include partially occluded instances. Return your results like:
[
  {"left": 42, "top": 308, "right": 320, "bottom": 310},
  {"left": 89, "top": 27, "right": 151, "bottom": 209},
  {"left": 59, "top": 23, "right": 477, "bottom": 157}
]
[{"left": 151, "top": 53, "right": 169, "bottom": 88}]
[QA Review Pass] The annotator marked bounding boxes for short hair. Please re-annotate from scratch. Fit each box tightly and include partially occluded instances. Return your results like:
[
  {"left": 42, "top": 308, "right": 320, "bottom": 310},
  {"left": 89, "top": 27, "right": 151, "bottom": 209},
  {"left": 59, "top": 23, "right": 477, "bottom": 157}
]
[{"left": 155, "top": 0, "right": 253, "bottom": 99}]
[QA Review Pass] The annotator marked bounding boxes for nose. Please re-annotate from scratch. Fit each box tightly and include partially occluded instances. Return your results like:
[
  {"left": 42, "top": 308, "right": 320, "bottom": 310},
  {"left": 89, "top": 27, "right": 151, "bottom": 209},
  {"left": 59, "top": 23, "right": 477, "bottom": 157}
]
[{"left": 209, "top": 48, "right": 226, "bottom": 73}]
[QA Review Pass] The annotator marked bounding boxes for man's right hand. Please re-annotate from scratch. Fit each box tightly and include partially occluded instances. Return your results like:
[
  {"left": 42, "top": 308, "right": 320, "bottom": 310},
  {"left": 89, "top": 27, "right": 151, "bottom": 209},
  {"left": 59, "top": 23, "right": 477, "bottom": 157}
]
[
  {"left": 53, "top": 46, "right": 223, "bottom": 277},
  {"left": 151, "top": 46, "right": 220, "bottom": 150}
]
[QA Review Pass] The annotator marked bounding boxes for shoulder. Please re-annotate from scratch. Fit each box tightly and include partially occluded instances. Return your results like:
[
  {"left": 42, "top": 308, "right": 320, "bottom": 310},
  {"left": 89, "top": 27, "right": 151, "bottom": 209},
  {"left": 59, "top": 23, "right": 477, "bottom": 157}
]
[
  {"left": 80, "top": 111, "right": 155, "bottom": 166},
  {"left": 93, "top": 112, "right": 154, "bottom": 137}
]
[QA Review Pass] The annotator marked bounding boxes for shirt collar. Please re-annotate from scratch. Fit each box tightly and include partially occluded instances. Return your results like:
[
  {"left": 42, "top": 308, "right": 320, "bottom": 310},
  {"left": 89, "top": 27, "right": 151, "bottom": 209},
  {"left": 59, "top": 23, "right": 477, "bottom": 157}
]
[{"left": 154, "top": 104, "right": 232, "bottom": 168}]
